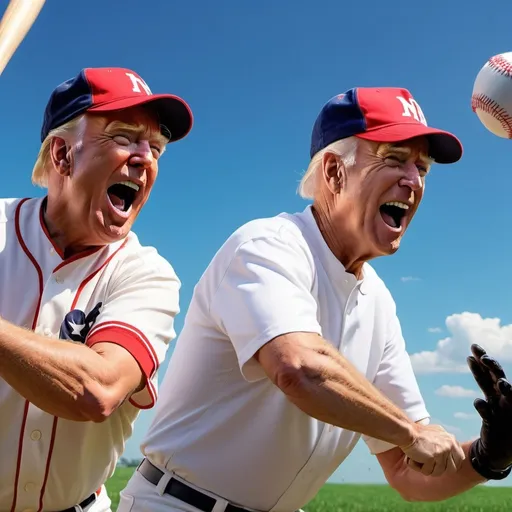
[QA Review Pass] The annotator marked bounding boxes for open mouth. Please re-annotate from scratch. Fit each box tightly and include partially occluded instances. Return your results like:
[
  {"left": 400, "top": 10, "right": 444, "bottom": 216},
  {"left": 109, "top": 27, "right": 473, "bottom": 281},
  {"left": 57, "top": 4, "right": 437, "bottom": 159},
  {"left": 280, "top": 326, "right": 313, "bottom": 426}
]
[
  {"left": 107, "top": 181, "right": 140, "bottom": 214},
  {"left": 379, "top": 201, "right": 409, "bottom": 229}
]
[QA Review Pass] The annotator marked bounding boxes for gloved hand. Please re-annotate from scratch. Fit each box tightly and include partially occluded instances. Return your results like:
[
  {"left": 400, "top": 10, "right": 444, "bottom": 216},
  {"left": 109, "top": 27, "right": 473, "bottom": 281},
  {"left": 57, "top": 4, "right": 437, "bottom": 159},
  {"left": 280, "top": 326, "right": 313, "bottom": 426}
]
[{"left": 467, "top": 344, "right": 512, "bottom": 480}]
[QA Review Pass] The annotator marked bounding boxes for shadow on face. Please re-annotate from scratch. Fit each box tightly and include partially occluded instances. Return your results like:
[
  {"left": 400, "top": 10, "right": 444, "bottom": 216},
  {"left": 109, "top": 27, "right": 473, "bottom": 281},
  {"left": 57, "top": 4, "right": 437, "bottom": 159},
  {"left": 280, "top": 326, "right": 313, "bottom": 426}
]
[
  {"left": 46, "top": 105, "right": 169, "bottom": 252},
  {"left": 317, "top": 136, "right": 432, "bottom": 270}
]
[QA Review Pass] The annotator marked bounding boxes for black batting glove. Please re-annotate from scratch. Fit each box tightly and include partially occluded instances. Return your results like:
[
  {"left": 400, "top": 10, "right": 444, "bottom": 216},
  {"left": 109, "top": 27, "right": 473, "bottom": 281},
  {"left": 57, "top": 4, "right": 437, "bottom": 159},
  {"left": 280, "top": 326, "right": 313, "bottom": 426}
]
[{"left": 467, "top": 344, "right": 512, "bottom": 480}]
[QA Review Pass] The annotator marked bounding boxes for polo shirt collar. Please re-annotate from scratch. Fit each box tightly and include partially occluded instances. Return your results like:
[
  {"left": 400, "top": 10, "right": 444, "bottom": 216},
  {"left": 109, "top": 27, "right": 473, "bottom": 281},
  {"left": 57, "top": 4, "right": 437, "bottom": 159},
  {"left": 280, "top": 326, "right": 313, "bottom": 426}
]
[{"left": 299, "top": 205, "right": 368, "bottom": 294}]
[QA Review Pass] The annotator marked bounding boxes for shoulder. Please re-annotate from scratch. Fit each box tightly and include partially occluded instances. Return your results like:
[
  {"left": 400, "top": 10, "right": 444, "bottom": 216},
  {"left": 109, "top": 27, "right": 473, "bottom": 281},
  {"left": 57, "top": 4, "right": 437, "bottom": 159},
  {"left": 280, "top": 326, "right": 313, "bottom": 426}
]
[
  {"left": 195, "top": 211, "right": 316, "bottom": 294},
  {"left": 0, "top": 197, "right": 27, "bottom": 223},
  {"left": 206, "top": 212, "right": 317, "bottom": 279},
  {"left": 219, "top": 212, "right": 313, "bottom": 261},
  {"left": 109, "top": 231, "right": 180, "bottom": 287}
]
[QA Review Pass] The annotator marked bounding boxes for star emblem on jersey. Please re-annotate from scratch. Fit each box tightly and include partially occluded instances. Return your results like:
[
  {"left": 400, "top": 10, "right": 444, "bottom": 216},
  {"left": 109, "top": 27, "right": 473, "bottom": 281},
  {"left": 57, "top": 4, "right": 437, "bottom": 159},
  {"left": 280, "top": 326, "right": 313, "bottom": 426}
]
[{"left": 59, "top": 302, "right": 102, "bottom": 343}]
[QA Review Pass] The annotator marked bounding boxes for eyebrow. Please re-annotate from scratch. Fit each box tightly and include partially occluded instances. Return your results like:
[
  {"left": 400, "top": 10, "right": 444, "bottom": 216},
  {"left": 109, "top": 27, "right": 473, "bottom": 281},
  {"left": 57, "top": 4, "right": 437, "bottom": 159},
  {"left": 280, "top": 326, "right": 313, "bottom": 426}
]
[
  {"left": 105, "top": 121, "right": 169, "bottom": 150},
  {"left": 380, "top": 144, "right": 434, "bottom": 167}
]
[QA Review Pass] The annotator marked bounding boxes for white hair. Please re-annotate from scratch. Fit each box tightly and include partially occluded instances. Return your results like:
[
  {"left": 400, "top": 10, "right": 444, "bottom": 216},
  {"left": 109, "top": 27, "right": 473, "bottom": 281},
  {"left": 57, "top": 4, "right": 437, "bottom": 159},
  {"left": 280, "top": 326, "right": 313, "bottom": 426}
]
[
  {"left": 297, "top": 136, "right": 360, "bottom": 199},
  {"left": 31, "top": 114, "right": 85, "bottom": 188}
]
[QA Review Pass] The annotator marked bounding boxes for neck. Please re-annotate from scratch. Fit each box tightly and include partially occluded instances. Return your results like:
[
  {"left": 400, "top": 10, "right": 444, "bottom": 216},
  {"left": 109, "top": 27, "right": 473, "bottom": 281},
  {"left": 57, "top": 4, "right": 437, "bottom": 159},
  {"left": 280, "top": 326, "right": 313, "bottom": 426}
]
[
  {"left": 311, "top": 203, "right": 366, "bottom": 279},
  {"left": 42, "top": 197, "right": 98, "bottom": 258}
]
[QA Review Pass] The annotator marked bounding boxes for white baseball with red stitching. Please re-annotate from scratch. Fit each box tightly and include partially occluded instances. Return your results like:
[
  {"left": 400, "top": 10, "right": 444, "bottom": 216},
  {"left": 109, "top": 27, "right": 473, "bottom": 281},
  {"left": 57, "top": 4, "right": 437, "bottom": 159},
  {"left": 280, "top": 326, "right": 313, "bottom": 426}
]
[{"left": 472, "top": 52, "right": 512, "bottom": 138}]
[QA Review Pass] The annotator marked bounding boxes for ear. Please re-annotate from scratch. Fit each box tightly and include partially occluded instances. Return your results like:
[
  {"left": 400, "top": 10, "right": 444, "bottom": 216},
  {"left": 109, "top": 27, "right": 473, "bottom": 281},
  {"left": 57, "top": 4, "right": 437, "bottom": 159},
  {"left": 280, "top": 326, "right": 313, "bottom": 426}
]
[
  {"left": 321, "top": 152, "right": 344, "bottom": 194},
  {"left": 49, "top": 136, "right": 71, "bottom": 177}
]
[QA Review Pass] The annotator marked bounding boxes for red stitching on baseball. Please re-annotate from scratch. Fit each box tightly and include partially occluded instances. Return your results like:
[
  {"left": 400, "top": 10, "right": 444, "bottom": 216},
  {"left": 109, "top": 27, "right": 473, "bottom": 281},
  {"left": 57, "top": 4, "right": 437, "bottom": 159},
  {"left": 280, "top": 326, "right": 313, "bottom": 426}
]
[
  {"left": 488, "top": 55, "right": 512, "bottom": 78},
  {"left": 471, "top": 93, "right": 512, "bottom": 138}
]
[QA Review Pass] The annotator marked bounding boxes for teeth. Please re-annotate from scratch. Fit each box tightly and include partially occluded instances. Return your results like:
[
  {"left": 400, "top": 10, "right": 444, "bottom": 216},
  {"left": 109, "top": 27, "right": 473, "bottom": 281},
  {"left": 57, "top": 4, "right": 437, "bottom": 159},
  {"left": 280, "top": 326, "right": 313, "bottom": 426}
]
[
  {"left": 384, "top": 201, "right": 409, "bottom": 210},
  {"left": 118, "top": 180, "right": 139, "bottom": 192}
]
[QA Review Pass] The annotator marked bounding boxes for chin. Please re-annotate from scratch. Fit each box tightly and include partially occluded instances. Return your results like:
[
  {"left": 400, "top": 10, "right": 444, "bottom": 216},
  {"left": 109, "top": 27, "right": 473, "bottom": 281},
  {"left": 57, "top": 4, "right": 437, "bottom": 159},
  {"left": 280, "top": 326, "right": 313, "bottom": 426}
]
[
  {"left": 374, "top": 237, "right": 402, "bottom": 257},
  {"left": 388, "top": 240, "right": 401, "bottom": 254},
  {"left": 105, "top": 222, "right": 132, "bottom": 241},
  {"left": 94, "top": 214, "right": 131, "bottom": 245}
]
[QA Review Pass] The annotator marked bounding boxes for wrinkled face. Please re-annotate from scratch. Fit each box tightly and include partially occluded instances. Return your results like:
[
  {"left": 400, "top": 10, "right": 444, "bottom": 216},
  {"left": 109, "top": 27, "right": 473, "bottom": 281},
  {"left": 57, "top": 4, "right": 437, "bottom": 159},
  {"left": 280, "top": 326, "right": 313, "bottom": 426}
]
[
  {"left": 54, "top": 105, "right": 168, "bottom": 245},
  {"left": 332, "top": 136, "right": 432, "bottom": 257}
]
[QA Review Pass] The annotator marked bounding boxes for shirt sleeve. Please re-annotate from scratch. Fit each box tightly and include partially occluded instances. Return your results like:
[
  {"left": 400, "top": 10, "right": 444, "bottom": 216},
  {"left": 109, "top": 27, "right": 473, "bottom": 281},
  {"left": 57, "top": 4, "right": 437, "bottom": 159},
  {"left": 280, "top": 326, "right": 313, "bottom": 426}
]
[
  {"left": 85, "top": 249, "right": 180, "bottom": 409},
  {"left": 209, "top": 231, "right": 322, "bottom": 382},
  {"left": 362, "top": 312, "right": 430, "bottom": 455}
]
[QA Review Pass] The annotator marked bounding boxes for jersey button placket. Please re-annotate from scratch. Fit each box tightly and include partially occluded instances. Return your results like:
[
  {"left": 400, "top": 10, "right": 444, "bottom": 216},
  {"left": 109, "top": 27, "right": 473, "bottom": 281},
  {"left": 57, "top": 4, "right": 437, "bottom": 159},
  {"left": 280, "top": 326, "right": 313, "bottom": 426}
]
[
  {"left": 30, "top": 430, "right": 42, "bottom": 441},
  {"left": 24, "top": 482, "right": 36, "bottom": 493}
]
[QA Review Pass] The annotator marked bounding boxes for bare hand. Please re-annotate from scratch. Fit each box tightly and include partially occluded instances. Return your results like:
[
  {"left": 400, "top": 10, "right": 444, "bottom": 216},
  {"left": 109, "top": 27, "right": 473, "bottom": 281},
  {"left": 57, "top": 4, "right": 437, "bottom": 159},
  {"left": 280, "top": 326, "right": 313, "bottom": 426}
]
[{"left": 400, "top": 423, "right": 466, "bottom": 477}]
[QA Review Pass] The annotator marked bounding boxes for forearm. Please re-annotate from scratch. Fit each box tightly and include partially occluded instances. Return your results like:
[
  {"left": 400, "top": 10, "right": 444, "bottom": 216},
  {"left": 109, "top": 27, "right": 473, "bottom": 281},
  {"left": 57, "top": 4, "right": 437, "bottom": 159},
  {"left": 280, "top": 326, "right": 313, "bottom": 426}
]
[
  {"left": 0, "top": 318, "right": 118, "bottom": 421},
  {"left": 391, "top": 442, "right": 486, "bottom": 501},
  {"left": 270, "top": 335, "right": 417, "bottom": 447}
]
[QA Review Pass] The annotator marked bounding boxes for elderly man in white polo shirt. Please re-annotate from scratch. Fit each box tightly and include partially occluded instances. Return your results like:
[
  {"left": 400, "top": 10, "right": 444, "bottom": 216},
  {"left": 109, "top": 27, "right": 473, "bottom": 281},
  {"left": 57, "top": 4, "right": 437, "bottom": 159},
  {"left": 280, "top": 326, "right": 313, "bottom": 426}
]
[{"left": 118, "top": 87, "right": 510, "bottom": 512}]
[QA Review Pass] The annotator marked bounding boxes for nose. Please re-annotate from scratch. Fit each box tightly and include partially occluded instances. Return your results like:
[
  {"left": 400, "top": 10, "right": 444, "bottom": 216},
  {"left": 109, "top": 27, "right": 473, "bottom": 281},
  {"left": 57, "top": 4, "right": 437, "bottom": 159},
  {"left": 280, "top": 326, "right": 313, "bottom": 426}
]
[
  {"left": 399, "top": 163, "right": 423, "bottom": 191},
  {"left": 128, "top": 141, "right": 153, "bottom": 169}
]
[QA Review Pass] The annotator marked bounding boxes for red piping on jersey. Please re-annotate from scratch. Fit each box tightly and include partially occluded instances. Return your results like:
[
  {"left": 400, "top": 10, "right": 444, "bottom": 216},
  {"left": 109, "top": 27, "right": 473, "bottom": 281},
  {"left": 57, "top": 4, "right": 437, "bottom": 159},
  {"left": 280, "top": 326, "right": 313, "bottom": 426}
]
[
  {"left": 37, "top": 237, "right": 128, "bottom": 510},
  {"left": 37, "top": 417, "right": 58, "bottom": 512},
  {"left": 38, "top": 197, "right": 102, "bottom": 268},
  {"left": 11, "top": 198, "right": 128, "bottom": 511},
  {"left": 53, "top": 246, "right": 103, "bottom": 273},
  {"left": 70, "top": 238, "right": 128, "bottom": 310},
  {"left": 10, "top": 401, "right": 30, "bottom": 512},
  {"left": 38, "top": 198, "right": 64, "bottom": 258},
  {"left": 15, "top": 199, "right": 44, "bottom": 327},
  {"left": 11, "top": 198, "right": 45, "bottom": 512},
  {"left": 87, "top": 321, "right": 158, "bottom": 408}
]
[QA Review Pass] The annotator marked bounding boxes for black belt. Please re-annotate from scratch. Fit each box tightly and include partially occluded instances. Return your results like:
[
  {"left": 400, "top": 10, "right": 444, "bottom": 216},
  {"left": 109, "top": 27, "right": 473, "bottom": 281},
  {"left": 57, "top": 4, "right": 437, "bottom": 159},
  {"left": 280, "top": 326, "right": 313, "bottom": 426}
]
[
  {"left": 137, "top": 458, "right": 249, "bottom": 512},
  {"left": 59, "top": 491, "right": 96, "bottom": 511}
]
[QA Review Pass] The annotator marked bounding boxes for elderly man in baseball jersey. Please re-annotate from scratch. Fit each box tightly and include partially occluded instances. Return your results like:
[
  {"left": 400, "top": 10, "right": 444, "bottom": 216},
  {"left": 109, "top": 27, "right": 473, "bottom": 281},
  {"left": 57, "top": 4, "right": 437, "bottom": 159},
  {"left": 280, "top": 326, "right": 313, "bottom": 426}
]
[
  {"left": 119, "top": 87, "right": 512, "bottom": 512},
  {"left": 0, "top": 67, "right": 192, "bottom": 512}
]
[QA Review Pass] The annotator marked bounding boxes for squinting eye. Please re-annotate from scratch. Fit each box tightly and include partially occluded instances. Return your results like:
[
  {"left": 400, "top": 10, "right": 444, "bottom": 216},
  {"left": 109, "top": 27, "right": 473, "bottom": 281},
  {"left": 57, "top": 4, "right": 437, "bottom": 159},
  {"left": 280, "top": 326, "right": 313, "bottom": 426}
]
[
  {"left": 113, "top": 135, "right": 130, "bottom": 145},
  {"left": 385, "top": 156, "right": 402, "bottom": 165},
  {"left": 150, "top": 146, "right": 161, "bottom": 158}
]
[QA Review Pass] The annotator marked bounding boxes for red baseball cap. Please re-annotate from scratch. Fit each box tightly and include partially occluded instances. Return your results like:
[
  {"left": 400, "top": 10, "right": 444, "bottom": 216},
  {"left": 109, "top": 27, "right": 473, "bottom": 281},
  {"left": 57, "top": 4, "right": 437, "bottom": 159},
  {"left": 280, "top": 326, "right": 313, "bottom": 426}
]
[
  {"left": 41, "top": 67, "right": 193, "bottom": 143},
  {"left": 310, "top": 87, "right": 462, "bottom": 164}
]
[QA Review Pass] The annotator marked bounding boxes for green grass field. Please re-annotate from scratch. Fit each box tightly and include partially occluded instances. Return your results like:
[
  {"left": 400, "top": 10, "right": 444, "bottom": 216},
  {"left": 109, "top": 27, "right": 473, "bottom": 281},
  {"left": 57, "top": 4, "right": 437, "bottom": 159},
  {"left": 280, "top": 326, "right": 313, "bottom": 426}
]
[{"left": 105, "top": 467, "right": 512, "bottom": 511}]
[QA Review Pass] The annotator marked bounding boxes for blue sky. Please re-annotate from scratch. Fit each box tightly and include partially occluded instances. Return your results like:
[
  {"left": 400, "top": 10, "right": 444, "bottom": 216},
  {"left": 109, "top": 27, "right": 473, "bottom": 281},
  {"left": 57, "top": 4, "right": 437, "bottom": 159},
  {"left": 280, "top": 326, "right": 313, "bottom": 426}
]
[{"left": 3, "top": 0, "right": 512, "bottom": 488}]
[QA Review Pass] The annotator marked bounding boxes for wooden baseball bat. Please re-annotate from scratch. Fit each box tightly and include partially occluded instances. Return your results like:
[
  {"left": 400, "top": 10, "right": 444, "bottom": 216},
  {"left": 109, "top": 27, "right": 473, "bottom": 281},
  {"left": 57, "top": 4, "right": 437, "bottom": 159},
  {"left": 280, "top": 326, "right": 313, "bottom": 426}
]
[{"left": 0, "top": 0, "right": 46, "bottom": 75}]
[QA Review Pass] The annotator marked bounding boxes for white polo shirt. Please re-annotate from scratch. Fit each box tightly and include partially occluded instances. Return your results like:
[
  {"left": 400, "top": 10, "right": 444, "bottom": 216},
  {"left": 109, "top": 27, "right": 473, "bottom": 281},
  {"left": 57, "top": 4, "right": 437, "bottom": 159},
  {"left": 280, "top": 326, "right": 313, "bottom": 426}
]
[
  {"left": 0, "top": 196, "right": 180, "bottom": 512},
  {"left": 140, "top": 204, "right": 429, "bottom": 512}
]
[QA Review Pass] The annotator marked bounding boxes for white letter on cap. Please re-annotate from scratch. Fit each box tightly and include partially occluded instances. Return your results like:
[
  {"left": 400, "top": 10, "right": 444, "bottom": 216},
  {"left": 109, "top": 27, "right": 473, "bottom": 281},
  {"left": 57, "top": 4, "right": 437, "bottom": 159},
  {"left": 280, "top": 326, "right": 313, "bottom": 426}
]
[
  {"left": 396, "top": 96, "right": 427, "bottom": 125},
  {"left": 125, "top": 72, "right": 152, "bottom": 95}
]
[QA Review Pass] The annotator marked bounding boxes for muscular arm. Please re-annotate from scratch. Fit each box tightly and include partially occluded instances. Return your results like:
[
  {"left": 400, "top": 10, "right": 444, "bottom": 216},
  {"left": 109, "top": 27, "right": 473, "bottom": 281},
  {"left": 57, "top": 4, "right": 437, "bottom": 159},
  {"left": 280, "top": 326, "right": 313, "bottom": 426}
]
[
  {"left": 377, "top": 443, "right": 486, "bottom": 502},
  {"left": 256, "top": 331, "right": 418, "bottom": 447},
  {"left": 0, "top": 317, "right": 143, "bottom": 422}
]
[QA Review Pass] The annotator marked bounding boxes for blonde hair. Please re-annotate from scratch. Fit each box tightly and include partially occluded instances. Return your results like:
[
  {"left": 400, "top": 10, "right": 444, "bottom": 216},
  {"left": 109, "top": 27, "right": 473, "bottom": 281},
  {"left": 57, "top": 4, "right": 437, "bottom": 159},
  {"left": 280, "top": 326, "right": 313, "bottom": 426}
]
[
  {"left": 297, "top": 136, "right": 359, "bottom": 199},
  {"left": 31, "top": 115, "right": 85, "bottom": 188}
]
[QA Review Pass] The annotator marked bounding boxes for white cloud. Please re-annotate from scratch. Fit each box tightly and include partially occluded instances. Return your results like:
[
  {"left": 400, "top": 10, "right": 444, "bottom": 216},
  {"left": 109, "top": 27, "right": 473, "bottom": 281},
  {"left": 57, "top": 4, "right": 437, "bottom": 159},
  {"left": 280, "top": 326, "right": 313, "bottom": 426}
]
[
  {"left": 428, "top": 327, "right": 442, "bottom": 333},
  {"left": 410, "top": 312, "right": 512, "bottom": 374},
  {"left": 435, "top": 385, "right": 478, "bottom": 398},
  {"left": 453, "top": 412, "right": 477, "bottom": 420},
  {"left": 401, "top": 276, "right": 421, "bottom": 282}
]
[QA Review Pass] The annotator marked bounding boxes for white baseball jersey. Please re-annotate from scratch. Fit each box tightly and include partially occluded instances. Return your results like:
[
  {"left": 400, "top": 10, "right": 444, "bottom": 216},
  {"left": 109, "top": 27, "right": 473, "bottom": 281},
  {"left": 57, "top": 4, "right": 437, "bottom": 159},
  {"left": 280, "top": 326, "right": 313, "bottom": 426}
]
[
  {"left": 0, "top": 196, "right": 180, "bottom": 512},
  {"left": 127, "top": 205, "right": 429, "bottom": 512}
]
